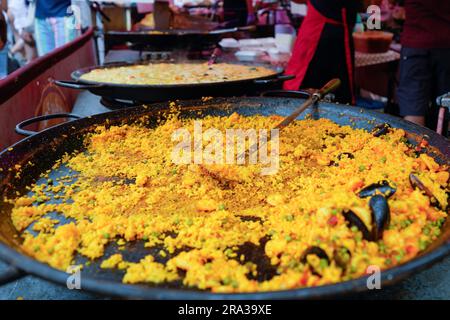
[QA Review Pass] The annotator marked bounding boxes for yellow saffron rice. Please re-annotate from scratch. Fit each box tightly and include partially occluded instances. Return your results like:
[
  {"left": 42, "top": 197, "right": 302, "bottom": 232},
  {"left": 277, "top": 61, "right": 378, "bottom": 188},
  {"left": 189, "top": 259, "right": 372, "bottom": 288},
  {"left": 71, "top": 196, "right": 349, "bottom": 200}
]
[{"left": 80, "top": 63, "right": 275, "bottom": 85}]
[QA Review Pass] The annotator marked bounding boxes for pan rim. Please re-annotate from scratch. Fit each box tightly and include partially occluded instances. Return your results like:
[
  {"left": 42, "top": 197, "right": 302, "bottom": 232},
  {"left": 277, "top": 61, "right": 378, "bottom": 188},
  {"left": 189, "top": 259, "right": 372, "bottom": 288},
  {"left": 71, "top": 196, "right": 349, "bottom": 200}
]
[
  {"left": 106, "top": 29, "right": 235, "bottom": 36},
  {"left": 0, "top": 240, "right": 449, "bottom": 299},
  {"left": 0, "top": 96, "right": 449, "bottom": 299}
]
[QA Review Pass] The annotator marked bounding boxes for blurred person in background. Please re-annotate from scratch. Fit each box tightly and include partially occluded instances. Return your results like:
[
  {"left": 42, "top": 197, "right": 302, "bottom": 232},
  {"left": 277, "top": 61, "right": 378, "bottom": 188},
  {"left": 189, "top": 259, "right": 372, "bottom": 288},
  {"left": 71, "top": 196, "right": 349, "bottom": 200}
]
[
  {"left": 396, "top": 0, "right": 450, "bottom": 128},
  {"left": 284, "top": 0, "right": 363, "bottom": 104},
  {"left": 1, "top": 0, "right": 20, "bottom": 78},
  {"left": 34, "top": 0, "right": 79, "bottom": 56},
  {"left": 8, "top": 0, "right": 37, "bottom": 64},
  {"left": 223, "top": 0, "right": 254, "bottom": 27}
]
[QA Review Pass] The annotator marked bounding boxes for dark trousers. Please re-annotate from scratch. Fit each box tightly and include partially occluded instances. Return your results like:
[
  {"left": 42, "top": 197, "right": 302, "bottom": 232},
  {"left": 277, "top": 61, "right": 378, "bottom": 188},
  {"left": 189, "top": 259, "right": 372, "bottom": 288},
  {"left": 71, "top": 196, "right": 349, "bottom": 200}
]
[{"left": 397, "top": 47, "right": 450, "bottom": 128}]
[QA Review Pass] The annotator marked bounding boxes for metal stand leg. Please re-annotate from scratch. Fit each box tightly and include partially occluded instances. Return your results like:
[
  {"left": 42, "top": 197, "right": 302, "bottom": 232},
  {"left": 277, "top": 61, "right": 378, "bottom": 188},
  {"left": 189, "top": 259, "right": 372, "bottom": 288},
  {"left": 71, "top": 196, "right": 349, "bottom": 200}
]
[{"left": 436, "top": 93, "right": 450, "bottom": 136}]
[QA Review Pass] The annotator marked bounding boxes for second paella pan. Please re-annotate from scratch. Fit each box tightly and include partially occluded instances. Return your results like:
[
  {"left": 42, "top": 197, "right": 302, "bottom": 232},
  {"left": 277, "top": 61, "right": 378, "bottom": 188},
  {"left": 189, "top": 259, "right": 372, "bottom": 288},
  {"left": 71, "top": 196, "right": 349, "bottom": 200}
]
[{"left": 55, "top": 61, "right": 294, "bottom": 104}]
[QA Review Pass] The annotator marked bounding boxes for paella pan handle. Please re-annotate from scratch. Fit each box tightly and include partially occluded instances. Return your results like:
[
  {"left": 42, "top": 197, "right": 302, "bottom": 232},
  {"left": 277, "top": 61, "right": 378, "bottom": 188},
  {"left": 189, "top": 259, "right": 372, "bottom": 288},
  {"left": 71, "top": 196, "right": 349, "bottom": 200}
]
[
  {"left": 54, "top": 80, "right": 105, "bottom": 90},
  {"left": 253, "top": 74, "right": 295, "bottom": 85},
  {"left": 261, "top": 90, "right": 311, "bottom": 99},
  {"left": 210, "top": 25, "right": 256, "bottom": 34},
  {"left": 0, "top": 265, "right": 25, "bottom": 285},
  {"left": 15, "top": 113, "right": 82, "bottom": 137}
]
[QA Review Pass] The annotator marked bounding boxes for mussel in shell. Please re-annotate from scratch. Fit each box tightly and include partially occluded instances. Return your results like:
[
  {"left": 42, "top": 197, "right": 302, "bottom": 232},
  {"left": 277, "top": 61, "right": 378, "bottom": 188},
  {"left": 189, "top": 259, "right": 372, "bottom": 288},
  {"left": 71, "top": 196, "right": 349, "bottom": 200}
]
[
  {"left": 358, "top": 180, "right": 396, "bottom": 199},
  {"left": 343, "top": 195, "right": 391, "bottom": 241},
  {"left": 333, "top": 247, "right": 352, "bottom": 271},
  {"left": 300, "top": 246, "right": 330, "bottom": 276},
  {"left": 371, "top": 123, "right": 391, "bottom": 137},
  {"left": 343, "top": 210, "right": 372, "bottom": 241},
  {"left": 409, "top": 173, "right": 442, "bottom": 209},
  {"left": 369, "top": 195, "right": 390, "bottom": 241}
]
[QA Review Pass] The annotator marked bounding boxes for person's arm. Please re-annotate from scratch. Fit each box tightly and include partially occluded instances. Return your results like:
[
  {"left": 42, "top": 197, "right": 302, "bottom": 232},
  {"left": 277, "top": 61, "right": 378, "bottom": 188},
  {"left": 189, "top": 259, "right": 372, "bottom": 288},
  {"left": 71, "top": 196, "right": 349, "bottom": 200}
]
[{"left": 1, "top": 0, "right": 7, "bottom": 12}]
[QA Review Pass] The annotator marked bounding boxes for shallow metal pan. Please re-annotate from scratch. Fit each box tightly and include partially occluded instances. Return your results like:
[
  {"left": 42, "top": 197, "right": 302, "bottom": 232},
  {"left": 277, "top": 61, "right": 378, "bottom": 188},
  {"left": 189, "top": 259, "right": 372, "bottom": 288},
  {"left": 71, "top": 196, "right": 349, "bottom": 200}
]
[
  {"left": 55, "top": 62, "right": 293, "bottom": 104},
  {"left": 0, "top": 96, "right": 449, "bottom": 299}
]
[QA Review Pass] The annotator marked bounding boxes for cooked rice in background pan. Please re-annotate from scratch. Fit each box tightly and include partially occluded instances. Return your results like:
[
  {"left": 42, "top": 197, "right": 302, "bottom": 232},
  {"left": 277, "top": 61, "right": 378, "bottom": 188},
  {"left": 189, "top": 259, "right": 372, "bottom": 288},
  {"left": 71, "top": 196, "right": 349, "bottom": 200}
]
[{"left": 79, "top": 63, "right": 275, "bottom": 85}]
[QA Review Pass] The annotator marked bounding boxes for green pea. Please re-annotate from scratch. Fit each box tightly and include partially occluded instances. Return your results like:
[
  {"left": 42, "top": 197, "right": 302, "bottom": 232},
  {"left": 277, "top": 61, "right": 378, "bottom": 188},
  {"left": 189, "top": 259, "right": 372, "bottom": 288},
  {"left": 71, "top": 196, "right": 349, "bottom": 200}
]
[
  {"left": 284, "top": 214, "right": 294, "bottom": 222},
  {"left": 319, "top": 259, "right": 328, "bottom": 269}
]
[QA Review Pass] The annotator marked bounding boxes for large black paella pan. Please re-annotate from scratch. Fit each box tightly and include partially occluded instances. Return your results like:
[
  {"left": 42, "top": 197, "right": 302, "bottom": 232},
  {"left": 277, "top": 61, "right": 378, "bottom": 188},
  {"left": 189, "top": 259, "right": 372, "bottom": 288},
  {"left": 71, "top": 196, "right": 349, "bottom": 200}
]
[{"left": 0, "top": 96, "right": 449, "bottom": 299}]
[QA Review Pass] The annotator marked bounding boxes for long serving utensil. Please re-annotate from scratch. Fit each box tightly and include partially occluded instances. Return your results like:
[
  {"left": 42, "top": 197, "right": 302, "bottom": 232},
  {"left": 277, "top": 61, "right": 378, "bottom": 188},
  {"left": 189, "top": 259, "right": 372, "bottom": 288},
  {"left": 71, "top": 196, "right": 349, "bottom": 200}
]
[
  {"left": 197, "top": 79, "right": 341, "bottom": 184},
  {"left": 237, "top": 78, "right": 342, "bottom": 161},
  {"left": 274, "top": 78, "right": 341, "bottom": 129}
]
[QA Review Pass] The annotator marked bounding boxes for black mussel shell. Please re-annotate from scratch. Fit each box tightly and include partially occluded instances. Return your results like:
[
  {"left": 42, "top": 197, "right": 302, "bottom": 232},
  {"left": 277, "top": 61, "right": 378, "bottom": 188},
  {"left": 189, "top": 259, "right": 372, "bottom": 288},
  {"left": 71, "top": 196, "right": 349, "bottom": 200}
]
[
  {"left": 300, "top": 246, "right": 330, "bottom": 276},
  {"left": 343, "top": 210, "right": 373, "bottom": 241},
  {"left": 409, "top": 173, "right": 442, "bottom": 209},
  {"left": 371, "top": 123, "right": 391, "bottom": 137},
  {"left": 301, "top": 246, "right": 330, "bottom": 263},
  {"left": 358, "top": 180, "right": 396, "bottom": 199},
  {"left": 409, "top": 173, "right": 433, "bottom": 198},
  {"left": 369, "top": 195, "right": 391, "bottom": 241},
  {"left": 333, "top": 247, "right": 352, "bottom": 271}
]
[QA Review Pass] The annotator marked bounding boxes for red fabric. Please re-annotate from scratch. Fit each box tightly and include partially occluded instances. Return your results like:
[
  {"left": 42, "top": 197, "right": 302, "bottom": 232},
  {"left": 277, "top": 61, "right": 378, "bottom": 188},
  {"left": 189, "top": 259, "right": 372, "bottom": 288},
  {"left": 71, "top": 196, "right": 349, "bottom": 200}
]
[
  {"left": 401, "top": 0, "right": 450, "bottom": 49},
  {"left": 284, "top": 1, "right": 356, "bottom": 102},
  {"left": 246, "top": 0, "right": 254, "bottom": 15},
  {"left": 283, "top": 1, "right": 327, "bottom": 90}
]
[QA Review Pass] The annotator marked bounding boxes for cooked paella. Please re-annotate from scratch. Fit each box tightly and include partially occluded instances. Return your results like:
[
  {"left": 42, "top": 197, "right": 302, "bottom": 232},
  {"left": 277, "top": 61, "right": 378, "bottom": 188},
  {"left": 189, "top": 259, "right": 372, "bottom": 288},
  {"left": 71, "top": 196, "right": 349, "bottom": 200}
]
[
  {"left": 79, "top": 63, "right": 276, "bottom": 85},
  {"left": 5, "top": 108, "right": 449, "bottom": 293}
]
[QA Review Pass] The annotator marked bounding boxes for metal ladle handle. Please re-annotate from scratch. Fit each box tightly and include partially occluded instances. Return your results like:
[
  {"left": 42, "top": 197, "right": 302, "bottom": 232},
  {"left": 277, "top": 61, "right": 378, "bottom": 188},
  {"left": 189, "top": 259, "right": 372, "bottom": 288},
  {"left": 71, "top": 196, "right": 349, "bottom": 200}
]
[
  {"left": 275, "top": 78, "right": 342, "bottom": 130},
  {"left": 238, "top": 78, "right": 341, "bottom": 160}
]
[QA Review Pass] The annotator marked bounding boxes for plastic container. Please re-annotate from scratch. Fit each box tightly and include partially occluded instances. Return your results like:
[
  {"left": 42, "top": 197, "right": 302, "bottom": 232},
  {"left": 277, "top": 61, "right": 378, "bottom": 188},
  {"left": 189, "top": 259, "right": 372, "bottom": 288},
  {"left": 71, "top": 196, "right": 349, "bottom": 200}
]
[
  {"left": 267, "top": 47, "right": 281, "bottom": 60},
  {"left": 274, "top": 24, "right": 296, "bottom": 53},
  {"left": 219, "top": 38, "right": 239, "bottom": 51},
  {"left": 234, "top": 50, "right": 263, "bottom": 62},
  {"left": 238, "top": 39, "right": 260, "bottom": 48},
  {"left": 354, "top": 13, "right": 365, "bottom": 33}
]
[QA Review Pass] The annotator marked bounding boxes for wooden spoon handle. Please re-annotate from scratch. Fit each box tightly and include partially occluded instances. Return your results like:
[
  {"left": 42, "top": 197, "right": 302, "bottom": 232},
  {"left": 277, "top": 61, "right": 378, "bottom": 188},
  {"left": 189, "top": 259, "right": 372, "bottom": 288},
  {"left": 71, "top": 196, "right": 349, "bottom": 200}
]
[{"left": 317, "top": 78, "right": 341, "bottom": 98}]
